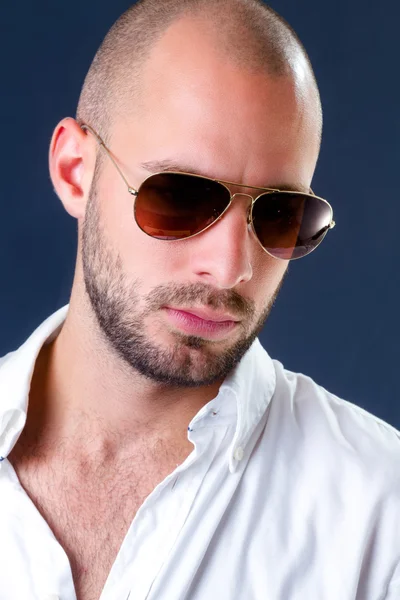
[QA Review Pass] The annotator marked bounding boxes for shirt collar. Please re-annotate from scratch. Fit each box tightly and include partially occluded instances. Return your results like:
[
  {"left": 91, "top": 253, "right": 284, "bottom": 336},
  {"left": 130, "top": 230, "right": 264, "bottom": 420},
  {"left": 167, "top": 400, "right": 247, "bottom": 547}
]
[
  {"left": 0, "top": 305, "right": 276, "bottom": 473},
  {"left": 219, "top": 337, "right": 276, "bottom": 473},
  {"left": 0, "top": 305, "right": 68, "bottom": 462}
]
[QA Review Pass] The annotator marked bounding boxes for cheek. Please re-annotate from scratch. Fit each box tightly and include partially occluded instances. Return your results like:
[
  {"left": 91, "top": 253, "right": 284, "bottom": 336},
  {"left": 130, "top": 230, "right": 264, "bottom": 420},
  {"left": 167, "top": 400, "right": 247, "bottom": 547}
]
[
  {"left": 117, "top": 214, "right": 186, "bottom": 287},
  {"left": 92, "top": 167, "right": 190, "bottom": 294},
  {"left": 247, "top": 252, "right": 288, "bottom": 308}
]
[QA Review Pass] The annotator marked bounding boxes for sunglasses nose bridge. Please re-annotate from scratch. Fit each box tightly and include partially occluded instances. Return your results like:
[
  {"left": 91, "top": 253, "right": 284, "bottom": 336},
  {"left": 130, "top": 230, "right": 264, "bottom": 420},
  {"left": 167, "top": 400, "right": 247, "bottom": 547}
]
[{"left": 230, "top": 192, "right": 254, "bottom": 223}]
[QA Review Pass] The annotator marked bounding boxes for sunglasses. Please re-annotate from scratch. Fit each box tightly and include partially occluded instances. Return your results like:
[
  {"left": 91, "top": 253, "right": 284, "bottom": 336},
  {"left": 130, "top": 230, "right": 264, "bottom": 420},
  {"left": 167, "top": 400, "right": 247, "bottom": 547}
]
[{"left": 81, "top": 123, "right": 335, "bottom": 260}]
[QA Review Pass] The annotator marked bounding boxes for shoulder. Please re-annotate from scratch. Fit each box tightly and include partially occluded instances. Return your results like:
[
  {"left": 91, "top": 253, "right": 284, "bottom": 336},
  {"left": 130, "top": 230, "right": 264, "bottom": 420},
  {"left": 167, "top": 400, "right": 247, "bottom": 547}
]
[
  {"left": 0, "top": 352, "right": 13, "bottom": 369},
  {"left": 264, "top": 355, "right": 400, "bottom": 489}
]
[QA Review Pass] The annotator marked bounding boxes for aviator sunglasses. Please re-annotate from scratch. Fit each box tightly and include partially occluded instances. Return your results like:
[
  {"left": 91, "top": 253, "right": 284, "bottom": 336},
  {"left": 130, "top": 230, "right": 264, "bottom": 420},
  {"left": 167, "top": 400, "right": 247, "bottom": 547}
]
[{"left": 81, "top": 123, "right": 335, "bottom": 260}]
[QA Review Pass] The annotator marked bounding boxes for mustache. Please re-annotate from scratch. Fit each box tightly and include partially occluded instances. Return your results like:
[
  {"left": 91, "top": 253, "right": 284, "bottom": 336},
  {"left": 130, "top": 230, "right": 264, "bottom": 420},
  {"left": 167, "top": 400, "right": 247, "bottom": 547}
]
[{"left": 144, "top": 282, "right": 255, "bottom": 320}]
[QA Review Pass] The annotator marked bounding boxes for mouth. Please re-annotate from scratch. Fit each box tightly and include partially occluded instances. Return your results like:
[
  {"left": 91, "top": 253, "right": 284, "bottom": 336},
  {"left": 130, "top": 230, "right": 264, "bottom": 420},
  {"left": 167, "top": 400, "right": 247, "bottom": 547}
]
[{"left": 162, "top": 306, "right": 240, "bottom": 340}]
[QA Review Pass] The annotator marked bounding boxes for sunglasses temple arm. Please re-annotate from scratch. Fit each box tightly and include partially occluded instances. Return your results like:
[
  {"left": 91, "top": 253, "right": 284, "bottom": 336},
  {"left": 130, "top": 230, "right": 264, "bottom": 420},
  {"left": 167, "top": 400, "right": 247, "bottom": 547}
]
[
  {"left": 81, "top": 124, "right": 138, "bottom": 196},
  {"left": 103, "top": 149, "right": 138, "bottom": 196}
]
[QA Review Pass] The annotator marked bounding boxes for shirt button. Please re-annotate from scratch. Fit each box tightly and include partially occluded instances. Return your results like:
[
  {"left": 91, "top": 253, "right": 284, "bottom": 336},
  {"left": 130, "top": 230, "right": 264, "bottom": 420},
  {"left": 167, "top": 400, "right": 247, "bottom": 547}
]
[{"left": 234, "top": 446, "right": 244, "bottom": 461}]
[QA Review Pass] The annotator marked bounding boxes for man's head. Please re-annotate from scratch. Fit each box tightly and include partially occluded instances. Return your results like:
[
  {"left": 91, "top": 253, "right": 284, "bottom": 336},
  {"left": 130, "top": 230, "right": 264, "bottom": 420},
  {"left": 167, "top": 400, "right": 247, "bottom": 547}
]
[
  {"left": 49, "top": 0, "right": 322, "bottom": 387},
  {"left": 76, "top": 0, "right": 322, "bottom": 146}
]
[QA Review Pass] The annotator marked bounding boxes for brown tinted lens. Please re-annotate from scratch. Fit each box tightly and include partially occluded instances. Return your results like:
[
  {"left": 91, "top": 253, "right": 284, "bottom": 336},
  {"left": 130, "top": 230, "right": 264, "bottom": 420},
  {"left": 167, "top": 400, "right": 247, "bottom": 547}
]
[
  {"left": 252, "top": 192, "right": 332, "bottom": 259},
  {"left": 134, "top": 173, "right": 231, "bottom": 240}
]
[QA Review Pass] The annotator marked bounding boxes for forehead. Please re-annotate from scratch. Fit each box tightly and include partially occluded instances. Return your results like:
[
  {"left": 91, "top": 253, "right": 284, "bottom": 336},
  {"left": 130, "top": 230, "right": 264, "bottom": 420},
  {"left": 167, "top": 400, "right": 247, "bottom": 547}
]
[{"left": 115, "top": 18, "right": 320, "bottom": 188}]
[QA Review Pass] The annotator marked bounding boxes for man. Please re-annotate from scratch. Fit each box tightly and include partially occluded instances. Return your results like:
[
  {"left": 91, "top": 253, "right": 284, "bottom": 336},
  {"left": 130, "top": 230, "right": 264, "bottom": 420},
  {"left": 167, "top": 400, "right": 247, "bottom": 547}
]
[{"left": 0, "top": 0, "right": 399, "bottom": 598}]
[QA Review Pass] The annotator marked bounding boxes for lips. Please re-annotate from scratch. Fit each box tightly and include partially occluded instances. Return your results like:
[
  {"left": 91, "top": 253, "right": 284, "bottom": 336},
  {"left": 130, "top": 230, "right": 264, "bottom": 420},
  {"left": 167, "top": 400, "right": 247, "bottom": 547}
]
[
  {"left": 162, "top": 307, "right": 239, "bottom": 340},
  {"left": 169, "top": 307, "right": 239, "bottom": 323}
]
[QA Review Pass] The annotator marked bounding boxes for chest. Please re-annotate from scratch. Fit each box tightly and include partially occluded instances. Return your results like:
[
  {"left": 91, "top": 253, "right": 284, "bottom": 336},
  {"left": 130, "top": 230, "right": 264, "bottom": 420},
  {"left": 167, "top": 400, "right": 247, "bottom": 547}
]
[{"left": 10, "top": 446, "right": 190, "bottom": 600}]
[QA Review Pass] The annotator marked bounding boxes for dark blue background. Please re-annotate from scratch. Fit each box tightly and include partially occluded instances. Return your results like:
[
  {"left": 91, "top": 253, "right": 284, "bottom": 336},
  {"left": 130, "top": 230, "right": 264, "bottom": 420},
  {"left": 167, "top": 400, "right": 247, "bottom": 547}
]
[{"left": 1, "top": 1, "right": 399, "bottom": 426}]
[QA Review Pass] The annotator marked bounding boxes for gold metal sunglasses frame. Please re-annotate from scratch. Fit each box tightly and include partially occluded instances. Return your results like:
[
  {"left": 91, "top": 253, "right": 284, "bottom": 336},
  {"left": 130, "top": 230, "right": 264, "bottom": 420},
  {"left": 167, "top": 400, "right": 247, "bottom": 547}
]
[{"left": 81, "top": 123, "right": 335, "bottom": 260}]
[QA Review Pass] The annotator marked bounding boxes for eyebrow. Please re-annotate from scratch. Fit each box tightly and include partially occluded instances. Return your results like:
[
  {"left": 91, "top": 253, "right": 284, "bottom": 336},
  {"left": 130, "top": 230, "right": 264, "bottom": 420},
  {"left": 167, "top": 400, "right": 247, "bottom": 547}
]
[
  {"left": 140, "top": 159, "right": 216, "bottom": 178},
  {"left": 139, "top": 159, "right": 310, "bottom": 194}
]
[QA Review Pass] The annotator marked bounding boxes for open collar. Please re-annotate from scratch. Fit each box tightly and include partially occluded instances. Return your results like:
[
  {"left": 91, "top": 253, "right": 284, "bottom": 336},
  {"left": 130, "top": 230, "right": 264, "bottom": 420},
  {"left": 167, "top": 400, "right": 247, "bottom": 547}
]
[{"left": 0, "top": 306, "right": 276, "bottom": 472}]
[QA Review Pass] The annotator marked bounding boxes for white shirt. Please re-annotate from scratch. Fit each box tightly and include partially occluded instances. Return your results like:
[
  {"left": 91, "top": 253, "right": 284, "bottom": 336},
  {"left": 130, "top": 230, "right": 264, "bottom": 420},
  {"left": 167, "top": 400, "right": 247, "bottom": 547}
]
[{"left": 0, "top": 305, "right": 400, "bottom": 600}]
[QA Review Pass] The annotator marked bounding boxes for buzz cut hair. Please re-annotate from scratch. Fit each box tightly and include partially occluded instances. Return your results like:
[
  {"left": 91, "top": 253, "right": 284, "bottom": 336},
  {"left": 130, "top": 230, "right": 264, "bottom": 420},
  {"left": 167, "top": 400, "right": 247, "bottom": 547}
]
[{"left": 76, "top": 0, "right": 321, "bottom": 143}]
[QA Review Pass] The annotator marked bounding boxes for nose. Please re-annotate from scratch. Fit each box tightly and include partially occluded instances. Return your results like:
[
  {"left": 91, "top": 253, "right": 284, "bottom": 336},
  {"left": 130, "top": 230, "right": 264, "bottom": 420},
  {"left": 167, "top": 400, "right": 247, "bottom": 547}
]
[{"left": 189, "top": 193, "right": 254, "bottom": 289}]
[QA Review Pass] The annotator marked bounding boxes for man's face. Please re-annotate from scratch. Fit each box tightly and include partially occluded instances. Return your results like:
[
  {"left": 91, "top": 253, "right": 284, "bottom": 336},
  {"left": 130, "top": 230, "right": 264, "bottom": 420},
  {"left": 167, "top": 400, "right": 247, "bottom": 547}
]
[{"left": 81, "top": 19, "right": 320, "bottom": 387}]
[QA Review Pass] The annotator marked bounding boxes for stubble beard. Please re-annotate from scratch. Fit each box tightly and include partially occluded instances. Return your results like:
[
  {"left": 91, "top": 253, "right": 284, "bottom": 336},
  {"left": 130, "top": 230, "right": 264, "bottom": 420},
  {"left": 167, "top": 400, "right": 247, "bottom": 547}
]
[{"left": 81, "top": 172, "right": 284, "bottom": 388}]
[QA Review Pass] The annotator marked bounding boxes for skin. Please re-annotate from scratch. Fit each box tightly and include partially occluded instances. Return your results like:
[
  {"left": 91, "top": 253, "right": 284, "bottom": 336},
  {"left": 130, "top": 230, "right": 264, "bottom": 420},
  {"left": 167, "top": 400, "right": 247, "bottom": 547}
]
[{"left": 16, "top": 17, "right": 321, "bottom": 465}]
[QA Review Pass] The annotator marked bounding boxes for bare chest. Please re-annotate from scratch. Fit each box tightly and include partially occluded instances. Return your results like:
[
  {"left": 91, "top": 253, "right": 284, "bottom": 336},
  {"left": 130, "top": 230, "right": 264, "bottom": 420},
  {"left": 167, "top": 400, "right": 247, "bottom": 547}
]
[{"left": 10, "top": 447, "right": 189, "bottom": 600}]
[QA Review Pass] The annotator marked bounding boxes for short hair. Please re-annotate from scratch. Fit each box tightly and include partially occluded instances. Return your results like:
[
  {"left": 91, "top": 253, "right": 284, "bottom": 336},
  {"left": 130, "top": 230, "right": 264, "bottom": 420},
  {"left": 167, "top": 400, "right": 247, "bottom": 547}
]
[{"left": 76, "top": 0, "right": 321, "bottom": 143}]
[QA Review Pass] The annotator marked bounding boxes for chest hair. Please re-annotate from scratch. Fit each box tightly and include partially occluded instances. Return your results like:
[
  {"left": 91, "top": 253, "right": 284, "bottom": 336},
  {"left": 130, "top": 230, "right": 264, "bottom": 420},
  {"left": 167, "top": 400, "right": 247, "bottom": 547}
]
[{"left": 10, "top": 440, "right": 191, "bottom": 600}]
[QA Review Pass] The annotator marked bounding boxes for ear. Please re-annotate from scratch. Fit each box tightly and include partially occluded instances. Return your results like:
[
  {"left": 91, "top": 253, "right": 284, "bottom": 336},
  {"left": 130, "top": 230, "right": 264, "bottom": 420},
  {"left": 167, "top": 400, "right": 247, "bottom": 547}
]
[{"left": 49, "top": 117, "right": 96, "bottom": 219}]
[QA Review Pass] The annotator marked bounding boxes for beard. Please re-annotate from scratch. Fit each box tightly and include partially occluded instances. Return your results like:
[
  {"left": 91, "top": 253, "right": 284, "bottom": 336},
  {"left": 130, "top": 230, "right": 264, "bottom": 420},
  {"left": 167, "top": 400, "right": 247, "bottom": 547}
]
[{"left": 81, "top": 167, "right": 285, "bottom": 388}]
